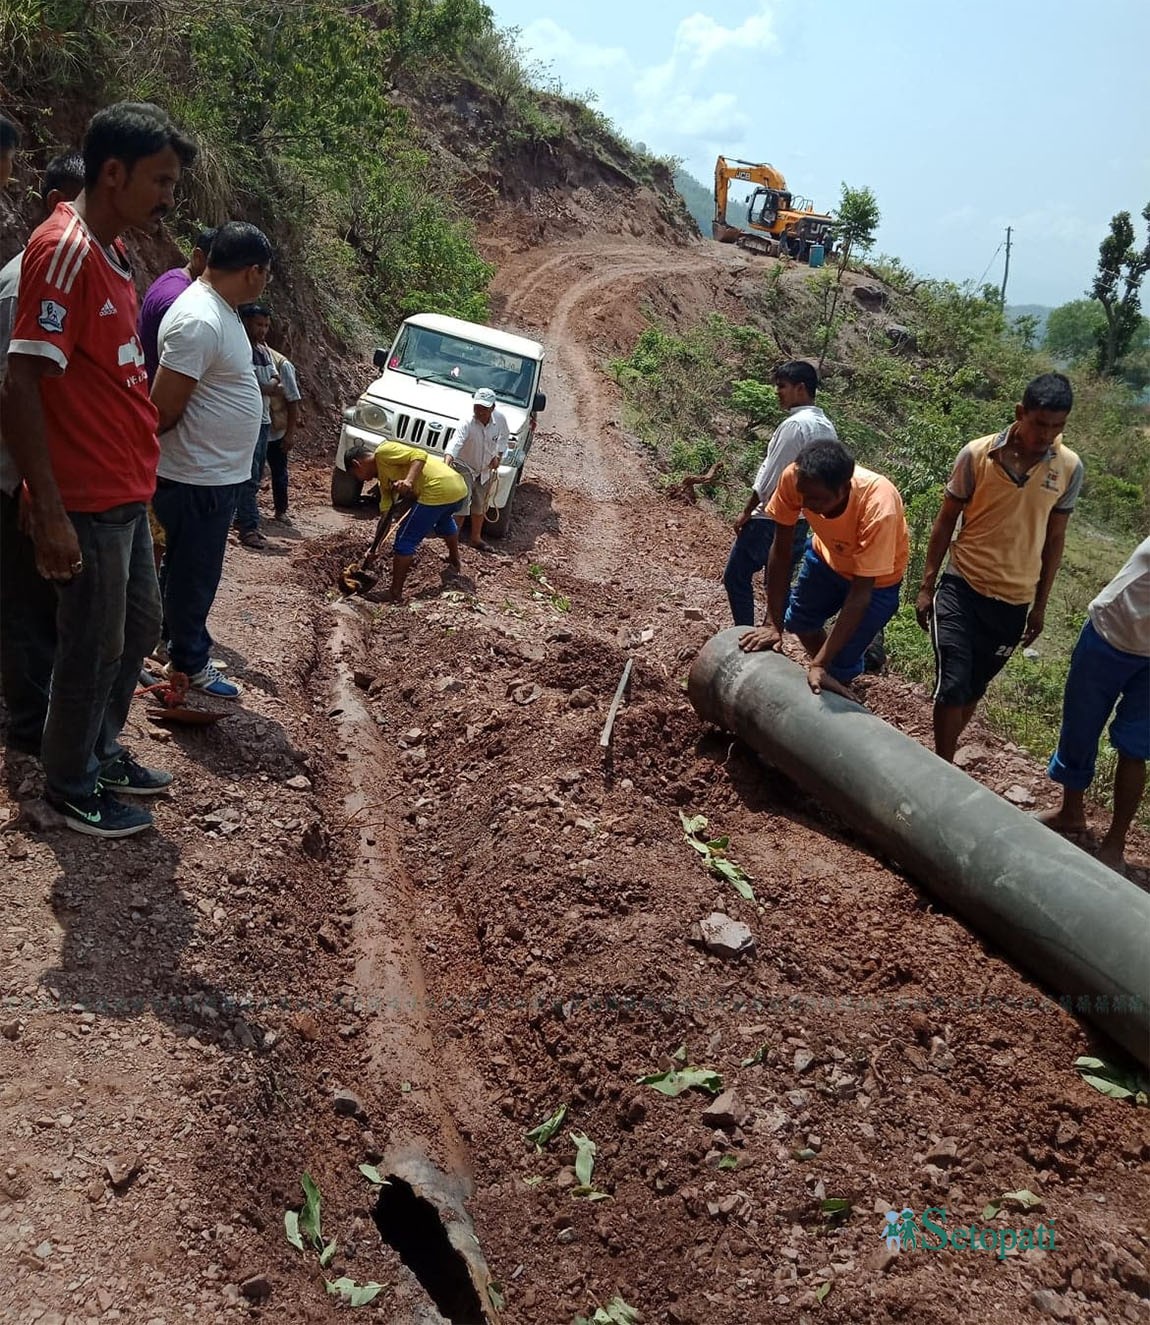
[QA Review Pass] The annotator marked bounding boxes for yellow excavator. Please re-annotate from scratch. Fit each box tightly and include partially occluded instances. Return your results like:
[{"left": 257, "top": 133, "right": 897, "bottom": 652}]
[{"left": 713, "top": 156, "right": 835, "bottom": 261}]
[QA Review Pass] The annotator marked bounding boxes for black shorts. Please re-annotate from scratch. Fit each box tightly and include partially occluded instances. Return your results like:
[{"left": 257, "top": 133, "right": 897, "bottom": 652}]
[{"left": 931, "top": 573, "right": 1028, "bottom": 707}]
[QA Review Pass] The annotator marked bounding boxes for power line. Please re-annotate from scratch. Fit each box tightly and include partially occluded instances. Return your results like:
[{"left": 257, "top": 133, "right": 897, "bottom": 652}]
[{"left": 976, "top": 242, "right": 1004, "bottom": 288}]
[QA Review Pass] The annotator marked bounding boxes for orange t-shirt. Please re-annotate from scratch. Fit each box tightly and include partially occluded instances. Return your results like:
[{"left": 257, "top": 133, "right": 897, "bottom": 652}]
[{"left": 767, "top": 463, "right": 909, "bottom": 588}]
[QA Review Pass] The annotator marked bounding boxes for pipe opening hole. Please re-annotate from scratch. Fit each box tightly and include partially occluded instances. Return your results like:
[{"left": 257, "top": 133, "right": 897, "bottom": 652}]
[{"left": 373, "top": 1176, "right": 487, "bottom": 1323}]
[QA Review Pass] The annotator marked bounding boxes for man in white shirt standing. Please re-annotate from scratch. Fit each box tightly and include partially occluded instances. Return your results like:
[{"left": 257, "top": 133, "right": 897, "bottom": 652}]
[
  {"left": 724, "top": 360, "right": 837, "bottom": 626},
  {"left": 149, "top": 221, "right": 271, "bottom": 699},
  {"left": 1039, "top": 537, "right": 1149, "bottom": 875},
  {"left": 446, "top": 386, "right": 510, "bottom": 552}
]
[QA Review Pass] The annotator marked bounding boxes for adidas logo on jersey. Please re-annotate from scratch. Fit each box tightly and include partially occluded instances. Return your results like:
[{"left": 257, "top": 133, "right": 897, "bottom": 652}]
[{"left": 98, "top": 298, "right": 118, "bottom": 317}]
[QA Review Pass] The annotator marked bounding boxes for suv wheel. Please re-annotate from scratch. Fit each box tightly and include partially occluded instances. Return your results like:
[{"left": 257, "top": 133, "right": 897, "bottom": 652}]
[{"left": 331, "top": 466, "right": 363, "bottom": 508}]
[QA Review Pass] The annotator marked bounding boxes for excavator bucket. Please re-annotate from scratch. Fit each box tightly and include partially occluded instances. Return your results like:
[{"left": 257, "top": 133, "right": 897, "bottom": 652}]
[{"left": 712, "top": 222, "right": 742, "bottom": 244}]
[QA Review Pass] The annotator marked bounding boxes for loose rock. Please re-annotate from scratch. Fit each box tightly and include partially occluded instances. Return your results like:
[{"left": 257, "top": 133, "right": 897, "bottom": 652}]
[
  {"left": 701, "top": 1089, "right": 746, "bottom": 1131},
  {"left": 698, "top": 912, "right": 756, "bottom": 959}
]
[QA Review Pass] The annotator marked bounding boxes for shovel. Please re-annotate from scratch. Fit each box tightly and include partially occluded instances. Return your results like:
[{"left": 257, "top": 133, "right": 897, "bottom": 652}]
[{"left": 338, "top": 495, "right": 414, "bottom": 596}]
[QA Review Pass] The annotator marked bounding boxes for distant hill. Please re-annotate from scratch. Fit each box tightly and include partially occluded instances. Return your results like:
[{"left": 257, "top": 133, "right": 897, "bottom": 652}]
[
  {"left": 674, "top": 167, "right": 713, "bottom": 236},
  {"left": 1007, "top": 303, "right": 1052, "bottom": 342}
]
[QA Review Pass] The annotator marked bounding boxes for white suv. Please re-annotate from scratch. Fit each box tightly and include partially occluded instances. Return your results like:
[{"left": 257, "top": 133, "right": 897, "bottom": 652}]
[{"left": 333, "top": 312, "right": 547, "bottom": 537}]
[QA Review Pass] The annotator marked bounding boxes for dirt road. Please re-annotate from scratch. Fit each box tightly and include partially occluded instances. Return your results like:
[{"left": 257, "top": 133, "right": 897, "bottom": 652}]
[{"left": 1, "top": 232, "right": 1147, "bottom": 1325}]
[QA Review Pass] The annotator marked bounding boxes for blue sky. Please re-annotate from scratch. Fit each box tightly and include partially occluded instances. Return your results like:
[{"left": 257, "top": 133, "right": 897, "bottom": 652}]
[{"left": 489, "top": 0, "right": 1150, "bottom": 306}]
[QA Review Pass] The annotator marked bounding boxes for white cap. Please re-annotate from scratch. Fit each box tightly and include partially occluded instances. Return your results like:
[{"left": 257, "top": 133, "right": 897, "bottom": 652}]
[{"left": 473, "top": 388, "right": 497, "bottom": 407}]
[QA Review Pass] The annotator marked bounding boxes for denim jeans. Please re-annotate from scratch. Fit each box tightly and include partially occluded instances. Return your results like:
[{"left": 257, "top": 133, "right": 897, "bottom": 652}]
[
  {"left": 266, "top": 435, "right": 290, "bottom": 515},
  {"left": 153, "top": 478, "right": 241, "bottom": 676},
  {"left": 40, "top": 503, "right": 161, "bottom": 802},
  {"left": 723, "top": 517, "right": 809, "bottom": 626},
  {"left": 235, "top": 423, "right": 269, "bottom": 534},
  {"left": 0, "top": 487, "right": 57, "bottom": 752}
]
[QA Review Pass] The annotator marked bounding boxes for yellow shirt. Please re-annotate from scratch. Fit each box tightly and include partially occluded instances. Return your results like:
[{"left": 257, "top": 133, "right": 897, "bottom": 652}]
[
  {"left": 767, "top": 462, "right": 909, "bottom": 587},
  {"left": 946, "top": 431, "right": 1083, "bottom": 605},
  {"left": 373, "top": 441, "right": 467, "bottom": 511}
]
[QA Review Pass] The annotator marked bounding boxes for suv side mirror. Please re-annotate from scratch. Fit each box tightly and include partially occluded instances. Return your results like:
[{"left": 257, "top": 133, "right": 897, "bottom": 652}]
[
  {"left": 533, "top": 391, "right": 547, "bottom": 413},
  {"left": 372, "top": 347, "right": 388, "bottom": 370}
]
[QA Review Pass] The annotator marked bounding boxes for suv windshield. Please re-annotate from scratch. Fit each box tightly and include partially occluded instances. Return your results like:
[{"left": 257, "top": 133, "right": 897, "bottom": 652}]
[{"left": 388, "top": 325, "right": 538, "bottom": 407}]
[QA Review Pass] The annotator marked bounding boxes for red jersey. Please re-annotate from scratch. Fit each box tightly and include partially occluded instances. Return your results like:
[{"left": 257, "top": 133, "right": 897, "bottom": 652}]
[{"left": 9, "top": 202, "right": 159, "bottom": 511}]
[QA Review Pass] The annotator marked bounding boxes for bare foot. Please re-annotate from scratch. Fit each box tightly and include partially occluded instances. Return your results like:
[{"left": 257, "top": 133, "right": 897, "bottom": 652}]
[
  {"left": 1035, "top": 808, "right": 1088, "bottom": 835},
  {"left": 445, "top": 553, "right": 462, "bottom": 573},
  {"left": 1095, "top": 842, "right": 1128, "bottom": 876}
]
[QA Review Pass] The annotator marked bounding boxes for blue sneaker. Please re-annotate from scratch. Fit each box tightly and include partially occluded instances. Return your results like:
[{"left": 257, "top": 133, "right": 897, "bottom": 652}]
[
  {"left": 99, "top": 753, "right": 174, "bottom": 797},
  {"left": 48, "top": 789, "right": 153, "bottom": 839},
  {"left": 187, "top": 663, "right": 240, "bottom": 699}
]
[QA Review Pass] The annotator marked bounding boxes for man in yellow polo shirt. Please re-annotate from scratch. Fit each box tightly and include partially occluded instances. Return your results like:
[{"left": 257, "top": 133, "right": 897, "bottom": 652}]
[
  {"left": 915, "top": 372, "right": 1082, "bottom": 762},
  {"left": 739, "top": 439, "right": 909, "bottom": 699},
  {"left": 345, "top": 440, "right": 467, "bottom": 602}
]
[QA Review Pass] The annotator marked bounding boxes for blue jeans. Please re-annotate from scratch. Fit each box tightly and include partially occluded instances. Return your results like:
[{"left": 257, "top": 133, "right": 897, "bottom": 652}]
[
  {"left": 0, "top": 487, "right": 57, "bottom": 753},
  {"left": 723, "top": 518, "right": 809, "bottom": 626},
  {"left": 1048, "top": 620, "right": 1149, "bottom": 790},
  {"left": 41, "top": 503, "right": 161, "bottom": 802},
  {"left": 153, "top": 478, "right": 242, "bottom": 676},
  {"left": 785, "top": 545, "right": 902, "bottom": 682},
  {"left": 235, "top": 423, "right": 269, "bottom": 535},
  {"left": 267, "top": 435, "right": 290, "bottom": 515}
]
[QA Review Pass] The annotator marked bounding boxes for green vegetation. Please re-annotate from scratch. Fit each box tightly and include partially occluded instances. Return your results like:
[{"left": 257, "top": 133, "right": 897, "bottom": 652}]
[
  {"left": 674, "top": 166, "right": 713, "bottom": 235},
  {"left": 1091, "top": 203, "right": 1150, "bottom": 376},
  {"left": 612, "top": 259, "right": 1149, "bottom": 797}
]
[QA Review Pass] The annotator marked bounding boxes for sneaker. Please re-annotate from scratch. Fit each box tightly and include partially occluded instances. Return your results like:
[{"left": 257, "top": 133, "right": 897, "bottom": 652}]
[
  {"left": 187, "top": 663, "right": 241, "bottom": 699},
  {"left": 99, "top": 753, "right": 174, "bottom": 797},
  {"left": 48, "top": 788, "right": 153, "bottom": 839}
]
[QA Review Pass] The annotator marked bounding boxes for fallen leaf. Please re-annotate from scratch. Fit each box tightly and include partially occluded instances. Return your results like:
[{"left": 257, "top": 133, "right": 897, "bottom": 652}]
[
  {"left": 637, "top": 1067, "right": 723, "bottom": 1097},
  {"left": 525, "top": 1104, "right": 567, "bottom": 1151}
]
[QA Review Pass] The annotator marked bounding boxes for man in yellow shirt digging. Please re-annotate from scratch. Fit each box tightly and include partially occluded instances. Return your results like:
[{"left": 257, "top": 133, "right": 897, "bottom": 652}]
[{"left": 344, "top": 441, "right": 467, "bottom": 603}]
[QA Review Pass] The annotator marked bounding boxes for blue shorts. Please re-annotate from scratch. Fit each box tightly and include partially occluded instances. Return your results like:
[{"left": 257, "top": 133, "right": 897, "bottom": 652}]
[
  {"left": 784, "top": 545, "right": 902, "bottom": 682},
  {"left": 1047, "top": 619, "right": 1149, "bottom": 790},
  {"left": 393, "top": 499, "right": 464, "bottom": 556}
]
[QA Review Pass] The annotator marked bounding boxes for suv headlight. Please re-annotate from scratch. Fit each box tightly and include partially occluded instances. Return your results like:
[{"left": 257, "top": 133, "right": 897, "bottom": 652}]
[{"left": 350, "top": 401, "right": 392, "bottom": 433}]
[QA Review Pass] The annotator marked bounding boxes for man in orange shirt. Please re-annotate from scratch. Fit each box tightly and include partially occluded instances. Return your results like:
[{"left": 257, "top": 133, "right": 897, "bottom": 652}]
[
  {"left": 915, "top": 373, "right": 1081, "bottom": 762},
  {"left": 739, "top": 439, "right": 908, "bottom": 698}
]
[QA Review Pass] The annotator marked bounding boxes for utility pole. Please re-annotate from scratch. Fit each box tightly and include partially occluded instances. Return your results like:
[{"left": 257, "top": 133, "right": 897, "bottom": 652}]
[{"left": 1000, "top": 225, "right": 1012, "bottom": 308}]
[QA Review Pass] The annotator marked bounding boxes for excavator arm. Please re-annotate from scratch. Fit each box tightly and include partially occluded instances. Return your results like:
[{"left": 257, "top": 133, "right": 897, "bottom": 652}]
[{"left": 713, "top": 156, "right": 788, "bottom": 241}]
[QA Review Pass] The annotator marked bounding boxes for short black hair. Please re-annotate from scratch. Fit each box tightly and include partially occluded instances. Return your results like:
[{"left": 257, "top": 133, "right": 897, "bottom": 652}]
[
  {"left": 208, "top": 221, "right": 272, "bottom": 272},
  {"left": 0, "top": 114, "right": 20, "bottom": 152},
  {"left": 345, "top": 443, "right": 376, "bottom": 466},
  {"left": 1022, "top": 371, "right": 1073, "bottom": 414},
  {"left": 238, "top": 302, "right": 272, "bottom": 319},
  {"left": 795, "top": 438, "right": 855, "bottom": 490},
  {"left": 774, "top": 359, "right": 819, "bottom": 397},
  {"left": 44, "top": 151, "right": 85, "bottom": 197},
  {"left": 82, "top": 101, "right": 196, "bottom": 188},
  {"left": 193, "top": 225, "right": 217, "bottom": 255}
]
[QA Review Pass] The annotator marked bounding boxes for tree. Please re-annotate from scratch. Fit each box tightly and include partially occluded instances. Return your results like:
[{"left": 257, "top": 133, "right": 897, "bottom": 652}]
[
  {"left": 1090, "top": 203, "right": 1150, "bottom": 374},
  {"left": 818, "top": 183, "right": 881, "bottom": 372},
  {"left": 1044, "top": 299, "right": 1107, "bottom": 363}
]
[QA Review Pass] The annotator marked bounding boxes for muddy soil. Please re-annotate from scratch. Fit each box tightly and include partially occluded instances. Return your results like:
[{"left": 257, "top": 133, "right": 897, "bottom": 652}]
[{"left": 2, "top": 230, "right": 1147, "bottom": 1325}]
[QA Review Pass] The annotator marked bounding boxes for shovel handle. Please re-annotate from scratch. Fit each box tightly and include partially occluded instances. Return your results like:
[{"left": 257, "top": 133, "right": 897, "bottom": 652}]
[{"left": 363, "top": 494, "right": 414, "bottom": 565}]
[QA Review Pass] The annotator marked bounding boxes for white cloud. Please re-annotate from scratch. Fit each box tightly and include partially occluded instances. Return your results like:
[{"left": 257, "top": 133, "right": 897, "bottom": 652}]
[{"left": 517, "top": 4, "right": 780, "bottom": 167}]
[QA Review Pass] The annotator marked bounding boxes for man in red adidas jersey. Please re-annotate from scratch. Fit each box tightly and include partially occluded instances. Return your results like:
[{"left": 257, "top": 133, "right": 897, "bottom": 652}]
[{"left": 2, "top": 103, "right": 196, "bottom": 838}]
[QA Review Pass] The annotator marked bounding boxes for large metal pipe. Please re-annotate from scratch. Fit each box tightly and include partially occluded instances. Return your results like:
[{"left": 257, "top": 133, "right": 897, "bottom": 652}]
[{"left": 688, "top": 629, "right": 1150, "bottom": 1066}]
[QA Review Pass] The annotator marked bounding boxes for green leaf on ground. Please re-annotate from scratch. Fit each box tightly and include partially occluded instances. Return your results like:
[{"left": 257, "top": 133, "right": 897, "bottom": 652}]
[
  {"left": 522, "top": 1175, "right": 544, "bottom": 1188},
  {"left": 718, "top": 1154, "right": 739, "bottom": 1171},
  {"left": 679, "top": 810, "right": 756, "bottom": 900},
  {"left": 1074, "top": 1055, "right": 1149, "bottom": 1103},
  {"left": 284, "top": 1209, "right": 304, "bottom": 1252},
  {"left": 525, "top": 1104, "right": 568, "bottom": 1151},
  {"left": 319, "top": 1239, "right": 338, "bottom": 1268},
  {"left": 815, "top": 1281, "right": 831, "bottom": 1304},
  {"left": 982, "top": 1202, "right": 1000, "bottom": 1220},
  {"left": 670, "top": 1044, "right": 687, "bottom": 1063},
  {"left": 820, "top": 1198, "right": 851, "bottom": 1219},
  {"left": 358, "top": 1163, "right": 387, "bottom": 1185},
  {"left": 637, "top": 1067, "right": 723, "bottom": 1097},
  {"left": 325, "top": 1276, "right": 384, "bottom": 1306},
  {"left": 488, "top": 1281, "right": 506, "bottom": 1311},
  {"left": 571, "top": 1185, "right": 611, "bottom": 1201},
  {"left": 570, "top": 1131, "right": 597, "bottom": 1188},
  {"left": 1000, "top": 1188, "right": 1044, "bottom": 1211},
  {"left": 575, "top": 1295, "right": 641, "bottom": 1324},
  {"left": 299, "top": 1172, "right": 323, "bottom": 1249},
  {"left": 740, "top": 1046, "right": 768, "bottom": 1067},
  {"left": 678, "top": 811, "right": 709, "bottom": 836}
]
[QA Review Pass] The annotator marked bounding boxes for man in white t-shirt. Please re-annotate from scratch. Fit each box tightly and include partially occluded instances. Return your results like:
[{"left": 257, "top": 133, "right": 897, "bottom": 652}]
[
  {"left": 445, "top": 386, "right": 510, "bottom": 552},
  {"left": 724, "top": 361, "right": 837, "bottom": 625},
  {"left": 149, "top": 221, "right": 270, "bottom": 699},
  {"left": 1039, "top": 537, "right": 1149, "bottom": 874}
]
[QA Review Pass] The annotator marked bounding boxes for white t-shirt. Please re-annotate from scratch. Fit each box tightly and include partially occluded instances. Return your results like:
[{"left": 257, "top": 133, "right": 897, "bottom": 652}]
[
  {"left": 156, "top": 280, "right": 263, "bottom": 485},
  {"left": 446, "top": 408, "right": 511, "bottom": 474},
  {"left": 268, "top": 355, "right": 301, "bottom": 441},
  {"left": 751, "top": 404, "right": 838, "bottom": 519},
  {"left": 1089, "top": 537, "right": 1150, "bottom": 658}
]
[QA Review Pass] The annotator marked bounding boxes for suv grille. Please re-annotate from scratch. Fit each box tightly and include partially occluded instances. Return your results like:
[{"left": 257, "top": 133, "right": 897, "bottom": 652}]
[{"left": 393, "top": 413, "right": 455, "bottom": 452}]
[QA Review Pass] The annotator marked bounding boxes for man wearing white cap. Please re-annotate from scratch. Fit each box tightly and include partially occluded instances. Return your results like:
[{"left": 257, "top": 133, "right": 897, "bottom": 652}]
[{"left": 446, "top": 386, "right": 511, "bottom": 552}]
